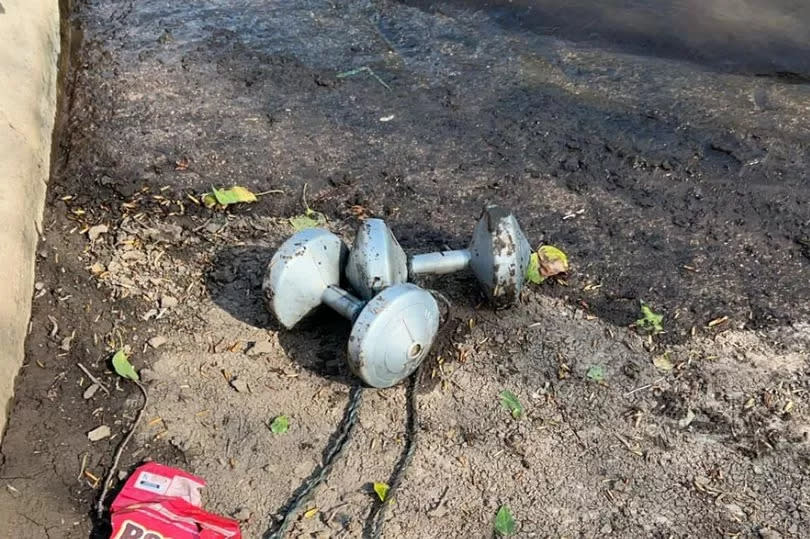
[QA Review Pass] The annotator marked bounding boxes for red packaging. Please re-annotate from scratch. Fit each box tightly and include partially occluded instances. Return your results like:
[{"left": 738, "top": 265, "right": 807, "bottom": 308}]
[{"left": 110, "top": 462, "right": 241, "bottom": 539}]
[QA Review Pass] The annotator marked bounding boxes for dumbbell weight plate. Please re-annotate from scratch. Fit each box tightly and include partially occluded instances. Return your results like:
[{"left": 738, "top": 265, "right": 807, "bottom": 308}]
[{"left": 347, "top": 283, "right": 440, "bottom": 388}]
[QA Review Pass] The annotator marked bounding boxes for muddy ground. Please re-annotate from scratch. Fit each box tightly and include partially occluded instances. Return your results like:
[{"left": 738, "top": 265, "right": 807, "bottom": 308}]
[{"left": 1, "top": 0, "right": 810, "bottom": 537}]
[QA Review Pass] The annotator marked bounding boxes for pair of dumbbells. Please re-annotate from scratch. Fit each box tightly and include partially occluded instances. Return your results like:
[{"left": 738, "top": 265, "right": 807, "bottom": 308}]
[{"left": 263, "top": 206, "right": 531, "bottom": 388}]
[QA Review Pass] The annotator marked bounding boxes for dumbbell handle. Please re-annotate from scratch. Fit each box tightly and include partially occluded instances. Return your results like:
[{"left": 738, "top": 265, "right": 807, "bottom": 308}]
[
  {"left": 322, "top": 285, "right": 364, "bottom": 321},
  {"left": 409, "top": 249, "right": 471, "bottom": 276}
]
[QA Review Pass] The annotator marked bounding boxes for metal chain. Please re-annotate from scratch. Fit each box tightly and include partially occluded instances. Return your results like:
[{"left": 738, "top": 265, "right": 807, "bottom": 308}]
[{"left": 264, "top": 385, "right": 364, "bottom": 539}]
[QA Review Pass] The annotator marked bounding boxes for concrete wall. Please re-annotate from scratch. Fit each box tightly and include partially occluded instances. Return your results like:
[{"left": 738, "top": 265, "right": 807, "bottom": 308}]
[{"left": 0, "top": 0, "right": 60, "bottom": 437}]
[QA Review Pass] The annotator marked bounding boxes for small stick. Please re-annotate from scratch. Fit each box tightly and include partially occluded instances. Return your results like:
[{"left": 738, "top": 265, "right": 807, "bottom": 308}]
[
  {"left": 624, "top": 376, "right": 666, "bottom": 397},
  {"left": 254, "top": 189, "right": 284, "bottom": 196},
  {"left": 96, "top": 379, "right": 148, "bottom": 518},
  {"left": 77, "top": 363, "right": 111, "bottom": 395}
]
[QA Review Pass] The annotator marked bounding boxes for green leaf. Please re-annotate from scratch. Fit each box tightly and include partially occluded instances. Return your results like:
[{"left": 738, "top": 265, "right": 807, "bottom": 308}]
[
  {"left": 373, "top": 482, "right": 390, "bottom": 502},
  {"left": 111, "top": 349, "right": 139, "bottom": 381},
  {"left": 525, "top": 252, "right": 544, "bottom": 284},
  {"left": 499, "top": 390, "right": 523, "bottom": 420},
  {"left": 289, "top": 208, "right": 327, "bottom": 230},
  {"left": 269, "top": 415, "right": 289, "bottom": 434},
  {"left": 203, "top": 185, "right": 258, "bottom": 208},
  {"left": 586, "top": 365, "right": 604, "bottom": 383},
  {"left": 494, "top": 505, "right": 516, "bottom": 536},
  {"left": 526, "top": 245, "right": 569, "bottom": 284},
  {"left": 636, "top": 303, "right": 664, "bottom": 334},
  {"left": 537, "top": 245, "right": 569, "bottom": 277}
]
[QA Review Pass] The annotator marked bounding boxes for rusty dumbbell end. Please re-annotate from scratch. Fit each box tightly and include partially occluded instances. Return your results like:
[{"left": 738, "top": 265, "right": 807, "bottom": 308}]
[
  {"left": 345, "top": 205, "right": 531, "bottom": 306},
  {"left": 263, "top": 228, "right": 440, "bottom": 388}
]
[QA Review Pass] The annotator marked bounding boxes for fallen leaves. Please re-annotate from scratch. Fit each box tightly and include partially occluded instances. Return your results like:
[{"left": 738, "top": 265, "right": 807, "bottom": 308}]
[
  {"left": 494, "top": 505, "right": 516, "bottom": 536},
  {"left": 112, "top": 349, "right": 139, "bottom": 381},
  {"left": 499, "top": 390, "right": 523, "bottom": 420},
  {"left": 652, "top": 353, "right": 674, "bottom": 372},
  {"left": 289, "top": 208, "right": 327, "bottom": 230},
  {"left": 526, "top": 245, "right": 569, "bottom": 284},
  {"left": 373, "top": 482, "right": 390, "bottom": 502},
  {"left": 269, "top": 415, "right": 289, "bottom": 434},
  {"left": 586, "top": 365, "right": 605, "bottom": 383},
  {"left": 635, "top": 303, "right": 664, "bottom": 334},
  {"left": 203, "top": 186, "right": 258, "bottom": 209}
]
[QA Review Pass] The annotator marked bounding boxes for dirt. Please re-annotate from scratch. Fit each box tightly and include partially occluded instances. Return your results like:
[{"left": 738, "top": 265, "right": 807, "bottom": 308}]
[{"left": 1, "top": 0, "right": 810, "bottom": 537}]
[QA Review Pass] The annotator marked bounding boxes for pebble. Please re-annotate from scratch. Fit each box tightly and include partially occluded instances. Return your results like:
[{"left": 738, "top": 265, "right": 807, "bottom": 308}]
[
  {"left": 160, "top": 295, "right": 178, "bottom": 309},
  {"left": 87, "top": 224, "right": 109, "bottom": 241},
  {"left": 230, "top": 378, "right": 248, "bottom": 393},
  {"left": 247, "top": 341, "right": 274, "bottom": 356},
  {"left": 83, "top": 384, "right": 100, "bottom": 400},
  {"left": 87, "top": 425, "right": 111, "bottom": 442},
  {"left": 759, "top": 528, "right": 782, "bottom": 539},
  {"left": 148, "top": 336, "right": 168, "bottom": 349}
]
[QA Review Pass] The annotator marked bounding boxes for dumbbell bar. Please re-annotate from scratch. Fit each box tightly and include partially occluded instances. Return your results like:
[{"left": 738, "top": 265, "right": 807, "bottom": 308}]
[
  {"left": 263, "top": 228, "right": 440, "bottom": 388},
  {"left": 346, "top": 205, "right": 531, "bottom": 306}
]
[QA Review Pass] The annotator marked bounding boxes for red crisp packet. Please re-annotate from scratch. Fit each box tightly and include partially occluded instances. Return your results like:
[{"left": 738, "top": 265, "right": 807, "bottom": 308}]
[{"left": 110, "top": 462, "right": 241, "bottom": 539}]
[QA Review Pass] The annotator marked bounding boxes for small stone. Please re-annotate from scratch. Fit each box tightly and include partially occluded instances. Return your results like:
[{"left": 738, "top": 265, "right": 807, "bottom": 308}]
[
  {"left": 148, "top": 336, "right": 168, "bottom": 349},
  {"left": 139, "top": 369, "right": 157, "bottom": 382},
  {"left": 118, "top": 471, "right": 129, "bottom": 481},
  {"left": 87, "top": 224, "right": 109, "bottom": 241},
  {"left": 678, "top": 409, "right": 696, "bottom": 429},
  {"left": 232, "top": 507, "right": 251, "bottom": 522},
  {"left": 142, "top": 309, "right": 158, "bottom": 321},
  {"left": 230, "top": 378, "right": 248, "bottom": 393},
  {"left": 89, "top": 262, "right": 105, "bottom": 275},
  {"left": 160, "top": 295, "right": 178, "bottom": 309},
  {"left": 600, "top": 523, "right": 613, "bottom": 535},
  {"left": 83, "top": 384, "right": 100, "bottom": 400},
  {"left": 87, "top": 425, "right": 111, "bottom": 442},
  {"left": 247, "top": 341, "right": 274, "bottom": 356},
  {"left": 34, "top": 282, "right": 45, "bottom": 291},
  {"left": 759, "top": 528, "right": 782, "bottom": 539}
]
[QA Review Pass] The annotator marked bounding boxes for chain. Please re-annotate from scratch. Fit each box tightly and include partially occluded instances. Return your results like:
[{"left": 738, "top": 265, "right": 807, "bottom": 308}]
[{"left": 264, "top": 385, "right": 364, "bottom": 539}]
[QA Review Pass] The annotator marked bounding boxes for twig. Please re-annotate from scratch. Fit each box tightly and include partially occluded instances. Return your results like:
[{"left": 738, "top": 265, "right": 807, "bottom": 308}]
[
  {"left": 96, "top": 379, "right": 148, "bottom": 518},
  {"left": 624, "top": 376, "right": 666, "bottom": 397},
  {"left": 77, "top": 363, "right": 111, "bottom": 395},
  {"left": 254, "top": 189, "right": 284, "bottom": 197},
  {"left": 336, "top": 66, "right": 391, "bottom": 90}
]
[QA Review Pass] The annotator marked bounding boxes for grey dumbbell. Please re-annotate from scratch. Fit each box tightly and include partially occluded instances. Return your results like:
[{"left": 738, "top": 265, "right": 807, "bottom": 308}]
[
  {"left": 346, "top": 205, "right": 531, "bottom": 306},
  {"left": 263, "top": 228, "right": 440, "bottom": 388}
]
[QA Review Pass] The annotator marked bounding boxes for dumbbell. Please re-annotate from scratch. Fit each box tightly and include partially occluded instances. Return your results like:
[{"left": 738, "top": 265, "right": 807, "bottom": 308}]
[
  {"left": 263, "top": 228, "right": 440, "bottom": 388},
  {"left": 346, "top": 205, "right": 531, "bottom": 306}
]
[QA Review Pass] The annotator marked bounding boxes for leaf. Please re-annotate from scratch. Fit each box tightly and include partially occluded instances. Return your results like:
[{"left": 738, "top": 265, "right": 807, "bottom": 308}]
[
  {"left": 289, "top": 208, "right": 327, "bottom": 230},
  {"left": 373, "top": 482, "right": 390, "bottom": 502},
  {"left": 203, "top": 185, "right": 258, "bottom": 208},
  {"left": 652, "top": 354, "right": 673, "bottom": 371},
  {"left": 636, "top": 303, "right": 664, "bottom": 334},
  {"left": 499, "top": 390, "right": 523, "bottom": 420},
  {"left": 586, "top": 365, "right": 604, "bottom": 383},
  {"left": 111, "top": 349, "right": 139, "bottom": 381},
  {"left": 269, "top": 415, "right": 289, "bottom": 434},
  {"left": 525, "top": 252, "right": 544, "bottom": 284},
  {"left": 494, "top": 505, "right": 516, "bottom": 536},
  {"left": 537, "top": 245, "right": 569, "bottom": 277},
  {"left": 303, "top": 507, "right": 318, "bottom": 519}
]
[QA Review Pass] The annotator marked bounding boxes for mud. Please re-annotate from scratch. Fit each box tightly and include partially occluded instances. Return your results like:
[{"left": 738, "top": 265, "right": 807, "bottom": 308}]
[{"left": 1, "top": 0, "right": 809, "bottom": 537}]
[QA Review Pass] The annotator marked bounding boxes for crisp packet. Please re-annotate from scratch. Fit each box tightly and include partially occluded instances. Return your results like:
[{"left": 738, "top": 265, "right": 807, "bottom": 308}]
[{"left": 110, "top": 462, "right": 241, "bottom": 539}]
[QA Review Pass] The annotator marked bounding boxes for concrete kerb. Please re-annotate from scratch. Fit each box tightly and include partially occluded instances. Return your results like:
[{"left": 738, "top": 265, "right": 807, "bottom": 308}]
[{"left": 0, "top": 0, "right": 60, "bottom": 439}]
